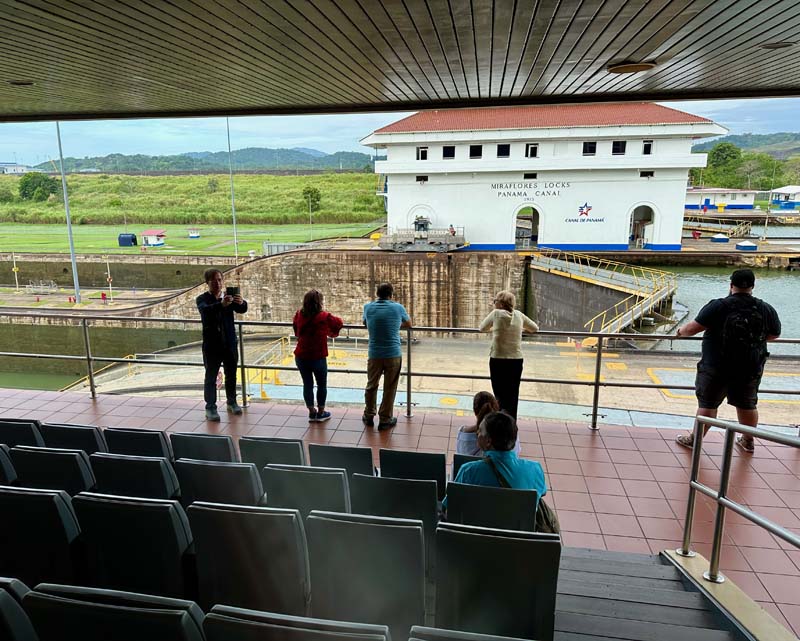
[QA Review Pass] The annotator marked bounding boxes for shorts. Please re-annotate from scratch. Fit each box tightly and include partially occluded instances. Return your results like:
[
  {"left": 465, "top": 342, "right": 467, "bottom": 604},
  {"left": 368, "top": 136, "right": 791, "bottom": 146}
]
[{"left": 695, "top": 364, "right": 762, "bottom": 410}]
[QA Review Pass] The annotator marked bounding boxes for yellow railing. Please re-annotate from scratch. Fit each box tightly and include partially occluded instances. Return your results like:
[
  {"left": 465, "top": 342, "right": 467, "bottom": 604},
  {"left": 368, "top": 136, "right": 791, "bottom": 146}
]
[
  {"left": 59, "top": 354, "right": 137, "bottom": 392},
  {"left": 246, "top": 336, "right": 293, "bottom": 396}
]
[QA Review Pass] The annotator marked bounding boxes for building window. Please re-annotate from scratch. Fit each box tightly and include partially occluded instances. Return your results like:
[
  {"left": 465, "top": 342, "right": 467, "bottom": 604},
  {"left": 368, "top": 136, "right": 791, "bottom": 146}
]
[
  {"left": 523, "top": 173, "right": 537, "bottom": 180},
  {"left": 525, "top": 143, "right": 539, "bottom": 158},
  {"left": 416, "top": 146, "right": 428, "bottom": 161},
  {"left": 640, "top": 170, "right": 654, "bottom": 178},
  {"left": 442, "top": 146, "right": 455, "bottom": 159},
  {"left": 469, "top": 145, "right": 483, "bottom": 159},
  {"left": 416, "top": 175, "right": 428, "bottom": 183},
  {"left": 731, "top": 193, "right": 737, "bottom": 200},
  {"left": 612, "top": 141, "right": 627, "bottom": 155},
  {"left": 496, "top": 143, "right": 510, "bottom": 158},
  {"left": 642, "top": 140, "right": 653, "bottom": 155},
  {"left": 582, "top": 141, "right": 596, "bottom": 156}
]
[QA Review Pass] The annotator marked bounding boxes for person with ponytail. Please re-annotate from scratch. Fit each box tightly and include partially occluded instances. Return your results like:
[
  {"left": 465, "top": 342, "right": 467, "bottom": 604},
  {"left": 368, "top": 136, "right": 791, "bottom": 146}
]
[
  {"left": 456, "top": 391, "right": 521, "bottom": 456},
  {"left": 293, "top": 289, "right": 343, "bottom": 422}
]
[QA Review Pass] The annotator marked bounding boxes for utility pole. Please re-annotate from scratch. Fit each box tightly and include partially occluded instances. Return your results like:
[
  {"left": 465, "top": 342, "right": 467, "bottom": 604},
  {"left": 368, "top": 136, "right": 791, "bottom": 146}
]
[
  {"left": 308, "top": 195, "right": 313, "bottom": 241},
  {"left": 56, "top": 121, "right": 81, "bottom": 304},
  {"left": 11, "top": 252, "right": 20, "bottom": 293},
  {"left": 104, "top": 254, "right": 114, "bottom": 303},
  {"left": 226, "top": 117, "right": 240, "bottom": 260},
  {"left": 763, "top": 160, "right": 779, "bottom": 241}
]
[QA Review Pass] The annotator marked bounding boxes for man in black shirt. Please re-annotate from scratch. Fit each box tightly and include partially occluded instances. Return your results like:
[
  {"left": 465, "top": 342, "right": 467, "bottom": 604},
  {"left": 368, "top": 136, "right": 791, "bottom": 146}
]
[
  {"left": 196, "top": 268, "right": 248, "bottom": 421},
  {"left": 675, "top": 269, "right": 781, "bottom": 453}
]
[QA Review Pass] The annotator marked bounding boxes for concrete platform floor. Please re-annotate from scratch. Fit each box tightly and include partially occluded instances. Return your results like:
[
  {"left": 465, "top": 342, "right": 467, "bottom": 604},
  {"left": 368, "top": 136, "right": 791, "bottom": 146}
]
[{"left": 1, "top": 386, "right": 799, "bottom": 636}]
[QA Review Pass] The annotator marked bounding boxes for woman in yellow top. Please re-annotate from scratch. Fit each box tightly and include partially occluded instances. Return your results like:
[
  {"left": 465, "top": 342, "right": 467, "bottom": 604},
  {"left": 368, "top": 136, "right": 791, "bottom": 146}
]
[{"left": 479, "top": 290, "right": 539, "bottom": 419}]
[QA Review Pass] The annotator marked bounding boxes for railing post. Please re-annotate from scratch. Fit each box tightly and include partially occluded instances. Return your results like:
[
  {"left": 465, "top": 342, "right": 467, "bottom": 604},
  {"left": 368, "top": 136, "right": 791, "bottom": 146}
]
[
  {"left": 81, "top": 318, "right": 97, "bottom": 399},
  {"left": 237, "top": 322, "right": 248, "bottom": 408},
  {"left": 677, "top": 416, "right": 705, "bottom": 557},
  {"left": 405, "top": 325, "right": 413, "bottom": 418},
  {"left": 589, "top": 335, "right": 604, "bottom": 430},
  {"left": 704, "top": 428, "right": 735, "bottom": 584}
]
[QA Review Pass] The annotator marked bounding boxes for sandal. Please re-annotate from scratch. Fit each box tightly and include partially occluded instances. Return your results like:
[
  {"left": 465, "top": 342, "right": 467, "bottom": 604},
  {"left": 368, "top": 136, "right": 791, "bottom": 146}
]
[
  {"left": 675, "top": 434, "right": 695, "bottom": 450},
  {"left": 735, "top": 436, "right": 755, "bottom": 453}
]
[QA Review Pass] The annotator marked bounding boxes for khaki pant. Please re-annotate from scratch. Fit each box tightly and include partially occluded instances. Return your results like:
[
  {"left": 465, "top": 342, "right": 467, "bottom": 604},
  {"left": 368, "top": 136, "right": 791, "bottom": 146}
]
[{"left": 364, "top": 357, "right": 402, "bottom": 423}]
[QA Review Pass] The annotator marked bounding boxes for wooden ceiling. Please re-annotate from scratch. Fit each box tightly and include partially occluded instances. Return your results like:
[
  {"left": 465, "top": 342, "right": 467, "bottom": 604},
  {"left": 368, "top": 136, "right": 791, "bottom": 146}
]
[{"left": 1, "top": 0, "right": 799, "bottom": 122}]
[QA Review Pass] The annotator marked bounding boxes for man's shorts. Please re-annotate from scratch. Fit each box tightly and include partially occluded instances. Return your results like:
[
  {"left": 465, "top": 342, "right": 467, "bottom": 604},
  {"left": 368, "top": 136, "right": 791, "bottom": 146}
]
[{"left": 695, "top": 364, "right": 762, "bottom": 410}]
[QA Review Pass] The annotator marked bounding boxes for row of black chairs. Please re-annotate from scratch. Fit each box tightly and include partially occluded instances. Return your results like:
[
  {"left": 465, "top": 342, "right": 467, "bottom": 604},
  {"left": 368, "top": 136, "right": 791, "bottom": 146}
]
[
  {"left": 1, "top": 577, "right": 535, "bottom": 641},
  {"left": 0, "top": 485, "right": 561, "bottom": 640}
]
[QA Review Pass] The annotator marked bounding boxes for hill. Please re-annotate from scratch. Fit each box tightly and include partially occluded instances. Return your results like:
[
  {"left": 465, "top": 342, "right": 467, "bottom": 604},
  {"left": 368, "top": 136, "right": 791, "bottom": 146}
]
[
  {"left": 693, "top": 132, "right": 800, "bottom": 159},
  {"left": 34, "top": 147, "right": 380, "bottom": 173}
]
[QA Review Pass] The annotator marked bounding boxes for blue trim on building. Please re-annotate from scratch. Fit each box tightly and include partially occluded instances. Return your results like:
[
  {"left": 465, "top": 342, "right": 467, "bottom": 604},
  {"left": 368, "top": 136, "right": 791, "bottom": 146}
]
[
  {"left": 644, "top": 243, "right": 682, "bottom": 251},
  {"left": 539, "top": 243, "right": 629, "bottom": 251},
  {"left": 772, "top": 199, "right": 799, "bottom": 209},
  {"left": 722, "top": 204, "right": 755, "bottom": 209},
  {"left": 685, "top": 204, "right": 701, "bottom": 209},
  {"left": 685, "top": 204, "right": 754, "bottom": 210},
  {"left": 459, "top": 243, "right": 516, "bottom": 251}
]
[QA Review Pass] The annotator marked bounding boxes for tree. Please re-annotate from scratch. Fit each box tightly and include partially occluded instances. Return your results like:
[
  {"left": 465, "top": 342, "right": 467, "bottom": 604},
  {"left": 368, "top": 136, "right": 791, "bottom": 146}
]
[
  {"left": 18, "top": 172, "right": 59, "bottom": 201},
  {"left": 0, "top": 187, "right": 14, "bottom": 203},
  {"left": 302, "top": 185, "right": 321, "bottom": 212},
  {"left": 737, "top": 158, "right": 765, "bottom": 189},
  {"left": 707, "top": 142, "right": 742, "bottom": 169},
  {"left": 207, "top": 177, "right": 219, "bottom": 193}
]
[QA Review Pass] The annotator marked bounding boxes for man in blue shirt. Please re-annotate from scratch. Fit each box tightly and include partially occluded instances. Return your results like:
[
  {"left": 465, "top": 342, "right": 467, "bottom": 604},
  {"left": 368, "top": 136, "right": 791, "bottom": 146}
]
[
  {"left": 450, "top": 411, "right": 547, "bottom": 510},
  {"left": 362, "top": 282, "right": 412, "bottom": 430}
]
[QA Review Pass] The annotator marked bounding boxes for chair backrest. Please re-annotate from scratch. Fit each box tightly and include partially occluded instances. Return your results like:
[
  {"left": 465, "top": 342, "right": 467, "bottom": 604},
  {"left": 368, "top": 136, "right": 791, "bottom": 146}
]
[
  {"left": 90, "top": 452, "right": 180, "bottom": 500},
  {"left": 379, "top": 449, "right": 447, "bottom": 500},
  {"left": 104, "top": 427, "right": 174, "bottom": 460},
  {"left": 0, "top": 419, "right": 44, "bottom": 448},
  {"left": 205, "top": 605, "right": 389, "bottom": 641},
  {"left": 40, "top": 423, "right": 108, "bottom": 455},
  {"left": 0, "top": 587, "right": 36, "bottom": 641},
  {"left": 10, "top": 446, "right": 96, "bottom": 496},
  {"left": 0, "top": 486, "right": 80, "bottom": 586},
  {"left": 451, "top": 454, "right": 481, "bottom": 480},
  {"left": 175, "top": 459, "right": 264, "bottom": 507},
  {"left": 308, "top": 444, "right": 374, "bottom": 478},
  {"left": 72, "top": 493, "right": 194, "bottom": 598},
  {"left": 445, "top": 482, "right": 537, "bottom": 532},
  {"left": 307, "top": 511, "right": 425, "bottom": 640},
  {"left": 434, "top": 522, "right": 561, "bottom": 641},
  {"left": 23, "top": 584, "right": 204, "bottom": 641},
  {"left": 170, "top": 432, "right": 237, "bottom": 462},
  {"left": 188, "top": 502, "right": 310, "bottom": 614},
  {"left": 240, "top": 436, "right": 306, "bottom": 467},
  {"left": 0, "top": 578, "right": 29, "bottom": 607},
  {"left": 262, "top": 465, "right": 350, "bottom": 518},
  {"left": 0, "top": 444, "right": 17, "bottom": 485},
  {"left": 410, "top": 626, "right": 531, "bottom": 641}
]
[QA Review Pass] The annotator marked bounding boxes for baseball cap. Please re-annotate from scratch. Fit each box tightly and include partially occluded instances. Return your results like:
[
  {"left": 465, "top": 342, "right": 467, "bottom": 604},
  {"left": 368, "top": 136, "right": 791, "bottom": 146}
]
[{"left": 730, "top": 269, "right": 755, "bottom": 289}]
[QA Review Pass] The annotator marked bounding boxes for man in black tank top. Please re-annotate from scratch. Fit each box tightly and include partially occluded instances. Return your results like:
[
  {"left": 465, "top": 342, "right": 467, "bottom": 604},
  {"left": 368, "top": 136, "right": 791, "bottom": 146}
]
[{"left": 674, "top": 269, "right": 781, "bottom": 453}]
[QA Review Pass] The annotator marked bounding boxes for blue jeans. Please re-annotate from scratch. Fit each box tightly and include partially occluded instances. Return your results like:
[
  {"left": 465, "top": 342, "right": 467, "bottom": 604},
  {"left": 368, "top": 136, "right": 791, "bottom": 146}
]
[{"left": 295, "top": 357, "right": 328, "bottom": 409}]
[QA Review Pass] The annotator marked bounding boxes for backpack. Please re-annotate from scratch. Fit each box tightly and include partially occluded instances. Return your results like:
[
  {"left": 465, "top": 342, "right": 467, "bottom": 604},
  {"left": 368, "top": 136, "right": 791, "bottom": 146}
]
[{"left": 720, "top": 296, "right": 768, "bottom": 370}]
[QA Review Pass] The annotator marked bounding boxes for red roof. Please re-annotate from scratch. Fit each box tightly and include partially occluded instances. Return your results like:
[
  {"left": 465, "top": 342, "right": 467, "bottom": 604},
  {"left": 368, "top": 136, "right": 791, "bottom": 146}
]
[
  {"left": 141, "top": 229, "right": 166, "bottom": 236},
  {"left": 374, "top": 103, "right": 712, "bottom": 134}
]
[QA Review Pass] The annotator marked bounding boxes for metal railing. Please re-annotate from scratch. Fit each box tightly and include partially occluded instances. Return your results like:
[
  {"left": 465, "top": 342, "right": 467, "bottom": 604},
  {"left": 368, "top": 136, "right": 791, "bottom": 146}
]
[
  {"left": 677, "top": 416, "right": 800, "bottom": 583},
  {"left": 1, "top": 311, "right": 799, "bottom": 431}
]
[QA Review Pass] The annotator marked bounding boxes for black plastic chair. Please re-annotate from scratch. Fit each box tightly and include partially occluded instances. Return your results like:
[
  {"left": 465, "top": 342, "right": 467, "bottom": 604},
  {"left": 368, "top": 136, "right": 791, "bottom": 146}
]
[
  {"left": 0, "top": 585, "right": 36, "bottom": 641},
  {"left": 10, "top": 446, "right": 96, "bottom": 496},
  {"left": 0, "top": 444, "right": 17, "bottom": 485},
  {"left": 445, "top": 482, "right": 537, "bottom": 532},
  {"left": 451, "top": 453, "right": 481, "bottom": 480},
  {"left": 262, "top": 464, "right": 350, "bottom": 518},
  {"left": 0, "top": 419, "right": 44, "bottom": 448},
  {"left": 104, "top": 427, "right": 174, "bottom": 460},
  {"left": 169, "top": 433, "right": 237, "bottom": 462},
  {"left": 91, "top": 452, "right": 180, "bottom": 500},
  {"left": 175, "top": 459, "right": 264, "bottom": 507},
  {"left": 411, "top": 626, "right": 531, "bottom": 641},
  {"left": 308, "top": 444, "right": 374, "bottom": 478},
  {"left": 379, "top": 448, "right": 447, "bottom": 500},
  {"left": 240, "top": 436, "right": 306, "bottom": 468},
  {"left": 40, "top": 423, "right": 107, "bottom": 455}
]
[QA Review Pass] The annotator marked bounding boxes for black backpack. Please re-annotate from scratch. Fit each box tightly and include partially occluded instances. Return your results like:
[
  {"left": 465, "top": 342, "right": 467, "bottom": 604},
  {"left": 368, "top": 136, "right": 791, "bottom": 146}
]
[{"left": 721, "top": 296, "right": 768, "bottom": 370}]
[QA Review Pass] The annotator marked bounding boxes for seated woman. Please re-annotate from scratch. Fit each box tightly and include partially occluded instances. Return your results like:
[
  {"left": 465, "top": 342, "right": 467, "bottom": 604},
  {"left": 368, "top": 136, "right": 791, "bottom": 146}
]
[
  {"left": 452, "top": 411, "right": 546, "bottom": 501},
  {"left": 456, "top": 391, "right": 521, "bottom": 457}
]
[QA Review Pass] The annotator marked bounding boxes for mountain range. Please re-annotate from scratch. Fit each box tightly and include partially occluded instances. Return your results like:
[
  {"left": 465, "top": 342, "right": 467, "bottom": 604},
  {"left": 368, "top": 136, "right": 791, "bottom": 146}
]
[
  {"left": 693, "top": 132, "right": 800, "bottom": 159},
  {"left": 35, "top": 147, "right": 381, "bottom": 172}
]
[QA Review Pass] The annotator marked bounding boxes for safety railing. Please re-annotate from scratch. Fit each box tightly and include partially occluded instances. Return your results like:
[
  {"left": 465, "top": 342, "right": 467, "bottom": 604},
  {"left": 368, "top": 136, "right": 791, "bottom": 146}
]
[
  {"left": 677, "top": 416, "right": 800, "bottom": 583},
  {"left": 1, "top": 312, "right": 799, "bottom": 431}
]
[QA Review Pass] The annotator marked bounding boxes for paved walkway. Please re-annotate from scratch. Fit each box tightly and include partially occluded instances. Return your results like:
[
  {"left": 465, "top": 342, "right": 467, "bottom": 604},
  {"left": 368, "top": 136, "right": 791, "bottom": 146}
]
[{"left": 1, "top": 386, "right": 798, "bottom": 636}]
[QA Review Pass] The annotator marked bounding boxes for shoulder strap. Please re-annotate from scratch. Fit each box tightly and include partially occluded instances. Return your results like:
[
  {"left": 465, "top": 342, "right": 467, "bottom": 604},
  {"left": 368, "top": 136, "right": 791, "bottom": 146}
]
[{"left": 483, "top": 456, "right": 511, "bottom": 488}]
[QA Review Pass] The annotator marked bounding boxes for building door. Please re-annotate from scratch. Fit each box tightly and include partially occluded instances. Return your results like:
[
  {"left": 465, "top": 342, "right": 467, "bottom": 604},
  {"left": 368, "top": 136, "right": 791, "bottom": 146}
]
[
  {"left": 516, "top": 206, "right": 540, "bottom": 248},
  {"left": 629, "top": 205, "right": 655, "bottom": 247}
]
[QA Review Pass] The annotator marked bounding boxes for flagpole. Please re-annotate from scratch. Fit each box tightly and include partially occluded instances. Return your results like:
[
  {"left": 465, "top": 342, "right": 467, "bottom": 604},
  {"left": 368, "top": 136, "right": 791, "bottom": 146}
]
[{"left": 56, "top": 121, "right": 81, "bottom": 304}]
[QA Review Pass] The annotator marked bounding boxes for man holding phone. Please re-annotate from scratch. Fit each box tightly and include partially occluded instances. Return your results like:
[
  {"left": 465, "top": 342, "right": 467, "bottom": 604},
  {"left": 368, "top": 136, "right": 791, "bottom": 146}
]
[{"left": 196, "top": 268, "right": 248, "bottom": 421}]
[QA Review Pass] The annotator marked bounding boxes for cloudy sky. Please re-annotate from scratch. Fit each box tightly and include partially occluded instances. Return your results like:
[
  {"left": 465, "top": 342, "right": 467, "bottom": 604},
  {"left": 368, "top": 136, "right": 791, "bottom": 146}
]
[{"left": 1, "top": 97, "right": 799, "bottom": 165}]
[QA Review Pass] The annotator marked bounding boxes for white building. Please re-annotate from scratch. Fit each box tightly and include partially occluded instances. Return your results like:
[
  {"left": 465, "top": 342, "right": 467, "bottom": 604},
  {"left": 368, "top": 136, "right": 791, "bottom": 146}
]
[
  {"left": 685, "top": 188, "right": 757, "bottom": 212},
  {"left": 0, "top": 162, "right": 37, "bottom": 174},
  {"left": 770, "top": 185, "right": 800, "bottom": 210},
  {"left": 362, "top": 103, "right": 725, "bottom": 251}
]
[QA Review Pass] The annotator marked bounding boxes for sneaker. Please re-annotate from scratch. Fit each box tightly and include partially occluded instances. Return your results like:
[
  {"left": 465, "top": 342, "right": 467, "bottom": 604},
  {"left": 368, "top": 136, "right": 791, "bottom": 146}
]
[
  {"left": 205, "top": 407, "right": 221, "bottom": 422},
  {"left": 362, "top": 414, "right": 374, "bottom": 427},
  {"left": 308, "top": 410, "right": 318, "bottom": 421},
  {"left": 735, "top": 436, "right": 755, "bottom": 453},
  {"left": 377, "top": 417, "right": 397, "bottom": 431},
  {"left": 316, "top": 411, "right": 332, "bottom": 422},
  {"left": 675, "top": 434, "right": 694, "bottom": 450},
  {"left": 226, "top": 402, "right": 243, "bottom": 415}
]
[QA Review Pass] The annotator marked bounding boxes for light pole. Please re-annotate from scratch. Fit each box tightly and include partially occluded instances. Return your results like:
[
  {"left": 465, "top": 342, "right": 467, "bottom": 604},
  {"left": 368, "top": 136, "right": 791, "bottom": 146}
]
[
  {"left": 56, "top": 121, "right": 81, "bottom": 304},
  {"left": 103, "top": 254, "right": 114, "bottom": 304},
  {"left": 11, "top": 252, "right": 20, "bottom": 293},
  {"left": 226, "top": 117, "right": 240, "bottom": 260},
  {"left": 308, "top": 195, "right": 313, "bottom": 242}
]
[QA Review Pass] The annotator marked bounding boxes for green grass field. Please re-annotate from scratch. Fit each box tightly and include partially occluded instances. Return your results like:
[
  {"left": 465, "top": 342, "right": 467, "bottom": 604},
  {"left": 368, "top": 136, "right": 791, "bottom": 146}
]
[
  {"left": 0, "top": 222, "right": 381, "bottom": 255},
  {"left": 0, "top": 172, "right": 385, "bottom": 225}
]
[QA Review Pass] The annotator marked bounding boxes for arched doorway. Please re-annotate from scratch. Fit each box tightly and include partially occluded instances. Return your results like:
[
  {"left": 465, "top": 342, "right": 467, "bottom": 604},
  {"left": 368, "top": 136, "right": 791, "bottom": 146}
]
[
  {"left": 515, "top": 206, "right": 541, "bottom": 249},
  {"left": 629, "top": 205, "right": 655, "bottom": 248}
]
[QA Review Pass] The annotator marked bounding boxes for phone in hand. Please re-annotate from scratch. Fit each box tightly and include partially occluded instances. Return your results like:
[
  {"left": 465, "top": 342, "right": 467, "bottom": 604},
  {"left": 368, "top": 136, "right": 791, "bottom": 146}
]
[{"left": 226, "top": 286, "right": 240, "bottom": 297}]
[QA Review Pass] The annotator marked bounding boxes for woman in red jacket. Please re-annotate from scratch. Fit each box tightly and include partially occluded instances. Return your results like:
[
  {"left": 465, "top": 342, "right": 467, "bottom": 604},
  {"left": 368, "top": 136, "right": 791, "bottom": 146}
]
[{"left": 293, "top": 289, "right": 343, "bottom": 422}]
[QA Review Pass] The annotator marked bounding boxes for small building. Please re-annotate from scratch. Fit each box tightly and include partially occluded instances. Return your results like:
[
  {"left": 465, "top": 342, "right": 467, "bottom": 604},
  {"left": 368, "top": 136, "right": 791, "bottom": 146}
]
[
  {"left": 141, "top": 229, "right": 166, "bottom": 247},
  {"left": 685, "top": 188, "right": 757, "bottom": 211},
  {"left": 118, "top": 233, "right": 138, "bottom": 247},
  {"left": 0, "top": 162, "right": 38, "bottom": 174},
  {"left": 770, "top": 185, "right": 800, "bottom": 210},
  {"left": 362, "top": 103, "right": 725, "bottom": 252}
]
